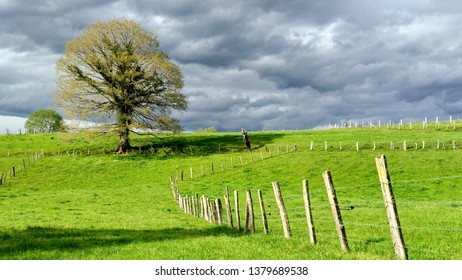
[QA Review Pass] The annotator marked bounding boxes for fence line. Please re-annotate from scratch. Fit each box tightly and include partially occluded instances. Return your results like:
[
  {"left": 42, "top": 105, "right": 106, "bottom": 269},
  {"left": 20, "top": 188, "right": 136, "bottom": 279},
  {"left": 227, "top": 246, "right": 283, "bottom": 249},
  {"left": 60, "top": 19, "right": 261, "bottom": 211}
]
[
  {"left": 305, "top": 139, "right": 460, "bottom": 152},
  {"left": 170, "top": 153, "right": 462, "bottom": 260},
  {"left": 0, "top": 150, "right": 46, "bottom": 187},
  {"left": 292, "top": 174, "right": 462, "bottom": 197},
  {"left": 174, "top": 144, "right": 298, "bottom": 182},
  {"left": 265, "top": 218, "right": 395, "bottom": 232},
  {"left": 174, "top": 139, "right": 462, "bottom": 186},
  {"left": 314, "top": 116, "right": 460, "bottom": 131}
]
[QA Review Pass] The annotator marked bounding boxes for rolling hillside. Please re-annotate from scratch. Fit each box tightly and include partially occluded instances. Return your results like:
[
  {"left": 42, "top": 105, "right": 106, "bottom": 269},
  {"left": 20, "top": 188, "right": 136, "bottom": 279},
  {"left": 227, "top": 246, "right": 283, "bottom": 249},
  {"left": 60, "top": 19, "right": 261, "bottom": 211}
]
[{"left": 1, "top": 123, "right": 461, "bottom": 260}]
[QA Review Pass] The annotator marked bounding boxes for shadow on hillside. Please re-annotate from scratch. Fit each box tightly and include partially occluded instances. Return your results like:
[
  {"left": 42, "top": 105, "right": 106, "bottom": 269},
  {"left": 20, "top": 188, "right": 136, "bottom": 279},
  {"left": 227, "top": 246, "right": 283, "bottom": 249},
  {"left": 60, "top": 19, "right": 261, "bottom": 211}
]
[
  {"left": 135, "top": 132, "right": 285, "bottom": 156},
  {"left": 0, "top": 226, "right": 239, "bottom": 259}
]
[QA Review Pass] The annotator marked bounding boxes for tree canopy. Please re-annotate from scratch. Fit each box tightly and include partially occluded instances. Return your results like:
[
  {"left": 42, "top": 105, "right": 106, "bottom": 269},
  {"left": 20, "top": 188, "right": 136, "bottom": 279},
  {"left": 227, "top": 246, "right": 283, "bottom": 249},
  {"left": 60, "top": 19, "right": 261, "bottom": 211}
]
[
  {"left": 55, "top": 19, "right": 187, "bottom": 153},
  {"left": 25, "top": 109, "right": 64, "bottom": 134}
]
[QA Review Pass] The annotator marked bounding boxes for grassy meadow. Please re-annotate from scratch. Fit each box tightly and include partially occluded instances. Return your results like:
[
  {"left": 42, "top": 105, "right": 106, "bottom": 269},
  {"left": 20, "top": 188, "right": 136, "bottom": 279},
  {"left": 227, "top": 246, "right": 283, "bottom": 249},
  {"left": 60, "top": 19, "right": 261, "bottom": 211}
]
[{"left": 0, "top": 121, "right": 461, "bottom": 260}]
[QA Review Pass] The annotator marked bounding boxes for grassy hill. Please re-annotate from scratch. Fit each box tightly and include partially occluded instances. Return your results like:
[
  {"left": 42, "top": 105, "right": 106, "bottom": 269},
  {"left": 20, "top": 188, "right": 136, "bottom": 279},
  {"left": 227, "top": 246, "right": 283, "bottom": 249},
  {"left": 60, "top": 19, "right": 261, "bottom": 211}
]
[{"left": 0, "top": 122, "right": 461, "bottom": 260}]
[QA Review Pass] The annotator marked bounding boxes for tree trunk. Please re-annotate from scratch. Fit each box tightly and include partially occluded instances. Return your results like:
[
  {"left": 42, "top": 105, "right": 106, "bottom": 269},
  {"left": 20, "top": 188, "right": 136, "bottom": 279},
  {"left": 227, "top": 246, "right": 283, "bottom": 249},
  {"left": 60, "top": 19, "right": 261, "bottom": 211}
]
[
  {"left": 115, "top": 132, "right": 131, "bottom": 154},
  {"left": 115, "top": 108, "right": 132, "bottom": 154}
]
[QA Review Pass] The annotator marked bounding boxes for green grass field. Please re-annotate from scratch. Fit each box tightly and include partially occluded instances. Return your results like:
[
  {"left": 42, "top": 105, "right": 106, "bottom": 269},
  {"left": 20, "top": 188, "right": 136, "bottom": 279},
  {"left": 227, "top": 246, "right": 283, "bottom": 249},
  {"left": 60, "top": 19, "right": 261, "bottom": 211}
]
[{"left": 0, "top": 122, "right": 461, "bottom": 260}]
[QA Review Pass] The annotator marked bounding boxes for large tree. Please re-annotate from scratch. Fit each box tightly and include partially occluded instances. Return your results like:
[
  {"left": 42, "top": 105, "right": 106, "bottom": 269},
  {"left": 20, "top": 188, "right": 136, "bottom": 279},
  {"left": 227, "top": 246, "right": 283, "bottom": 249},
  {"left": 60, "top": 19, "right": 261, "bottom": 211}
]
[
  {"left": 25, "top": 109, "right": 64, "bottom": 134},
  {"left": 55, "top": 19, "right": 187, "bottom": 153}
]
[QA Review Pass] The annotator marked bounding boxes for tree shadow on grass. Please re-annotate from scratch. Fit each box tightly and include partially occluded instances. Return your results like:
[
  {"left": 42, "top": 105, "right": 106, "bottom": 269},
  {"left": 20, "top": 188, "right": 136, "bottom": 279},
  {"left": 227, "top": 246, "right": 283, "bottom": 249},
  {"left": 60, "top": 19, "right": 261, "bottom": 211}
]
[
  {"left": 0, "top": 226, "right": 239, "bottom": 259},
  {"left": 135, "top": 132, "right": 286, "bottom": 156}
]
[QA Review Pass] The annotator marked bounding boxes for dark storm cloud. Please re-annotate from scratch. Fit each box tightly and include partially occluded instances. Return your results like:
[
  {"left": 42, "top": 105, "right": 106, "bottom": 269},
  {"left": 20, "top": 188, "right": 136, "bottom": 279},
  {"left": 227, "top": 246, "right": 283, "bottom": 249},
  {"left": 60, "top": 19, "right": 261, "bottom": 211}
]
[
  {"left": 1, "top": 0, "right": 462, "bottom": 132},
  {"left": 0, "top": 1, "right": 115, "bottom": 52}
]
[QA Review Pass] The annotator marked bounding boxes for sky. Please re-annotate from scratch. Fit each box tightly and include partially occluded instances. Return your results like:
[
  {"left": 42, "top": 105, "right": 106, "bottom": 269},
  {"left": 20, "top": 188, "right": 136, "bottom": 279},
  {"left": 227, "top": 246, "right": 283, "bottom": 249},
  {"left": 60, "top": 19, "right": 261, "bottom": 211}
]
[{"left": 1, "top": 0, "right": 462, "bottom": 133}]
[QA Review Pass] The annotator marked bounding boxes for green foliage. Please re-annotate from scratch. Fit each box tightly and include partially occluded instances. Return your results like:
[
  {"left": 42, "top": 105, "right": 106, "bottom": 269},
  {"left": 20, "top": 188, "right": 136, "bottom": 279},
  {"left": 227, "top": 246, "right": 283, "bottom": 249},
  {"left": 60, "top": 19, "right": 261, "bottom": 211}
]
[
  {"left": 25, "top": 109, "right": 64, "bottom": 134},
  {"left": 0, "top": 124, "right": 462, "bottom": 259}
]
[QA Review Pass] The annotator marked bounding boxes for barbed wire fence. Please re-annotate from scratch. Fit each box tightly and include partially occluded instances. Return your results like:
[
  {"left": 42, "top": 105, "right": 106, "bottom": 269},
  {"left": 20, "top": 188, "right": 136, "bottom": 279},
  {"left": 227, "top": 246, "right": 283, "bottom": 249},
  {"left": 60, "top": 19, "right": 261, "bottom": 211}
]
[
  {"left": 0, "top": 149, "right": 46, "bottom": 187},
  {"left": 170, "top": 154, "right": 462, "bottom": 260}
]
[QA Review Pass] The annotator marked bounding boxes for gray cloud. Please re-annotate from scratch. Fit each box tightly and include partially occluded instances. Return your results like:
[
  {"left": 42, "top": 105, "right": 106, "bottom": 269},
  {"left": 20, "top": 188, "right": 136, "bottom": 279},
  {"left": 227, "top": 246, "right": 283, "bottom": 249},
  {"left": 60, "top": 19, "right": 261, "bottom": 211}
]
[{"left": 1, "top": 0, "right": 462, "bottom": 132}]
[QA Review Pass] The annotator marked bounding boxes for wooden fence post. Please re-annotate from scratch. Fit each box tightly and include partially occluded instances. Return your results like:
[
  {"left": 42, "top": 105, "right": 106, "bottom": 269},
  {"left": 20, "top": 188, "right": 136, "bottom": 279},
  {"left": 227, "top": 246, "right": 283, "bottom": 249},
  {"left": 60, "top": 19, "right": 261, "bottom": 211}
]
[
  {"left": 224, "top": 186, "right": 233, "bottom": 228},
  {"left": 302, "top": 179, "right": 317, "bottom": 245},
  {"left": 183, "top": 196, "right": 188, "bottom": 213},
  {"left": 190, "top": 195, "right": 196, "bottom": 216},
  {"left": 178, "top": 194, "right": 183, "bottom": 211},
  {"left": 208, "top": 198, "right": 215, "bottom": 223},
  {"left": 195, "top": 193, "right": 200, "bottom": 218},
  {"left": 189, "top": 196, "right": 194, "bottom": 215},
  {"left": 323, "top": 171, "right": 349, "bottom": 252},
  {"left": 215, "top": 199, "right": 223, "bottom": 225},
  {"left": 199, "top": 195, "right": 204, "bottom": 219},
  {"left": 234, "top": 190, "right": 241, "bottom": 230},
  {"left": 180, "top": 170, "right": 184, "bottom": 181},
  {"left": 257, "top": 190, "right": 269, "bottom": 234},
  {"left": 201, "top": 196, "right": 208, "bottom": 221},
  {"left": 375, "top": 154, "right": 408, "bottom": 260},
  {"left": 272, "top": 181, "right": 291, "bottom": 238},
  {"left": 170, "top": 179, "right": 176, "bottom": 201},
  {"left": 190, "top": 167, "right": 193, "bottom": 179},
  {"left": 184, "top": 195, "right": 189, "bottom": 214},
  {"left": 245, "top": 190, "right": 255, "bottom": 234}
]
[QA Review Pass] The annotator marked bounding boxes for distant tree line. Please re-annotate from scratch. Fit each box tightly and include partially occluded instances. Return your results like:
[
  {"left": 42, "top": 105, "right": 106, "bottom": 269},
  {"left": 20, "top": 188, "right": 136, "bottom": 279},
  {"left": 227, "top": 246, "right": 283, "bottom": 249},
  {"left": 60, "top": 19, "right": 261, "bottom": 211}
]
[{"left": 196, "top": 127, "right": 218, "bottom": 133}]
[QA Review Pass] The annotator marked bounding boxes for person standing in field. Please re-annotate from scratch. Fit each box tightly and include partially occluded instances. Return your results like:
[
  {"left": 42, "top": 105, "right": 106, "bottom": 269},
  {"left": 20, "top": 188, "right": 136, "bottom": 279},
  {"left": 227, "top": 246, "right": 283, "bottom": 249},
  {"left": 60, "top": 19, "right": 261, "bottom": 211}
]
[{"left": 241, "top": 128, "right": 251, "bottom": 151}]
